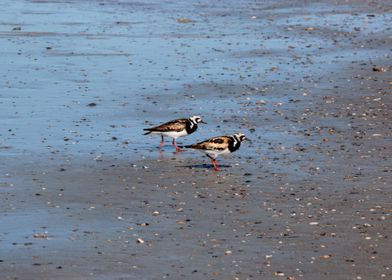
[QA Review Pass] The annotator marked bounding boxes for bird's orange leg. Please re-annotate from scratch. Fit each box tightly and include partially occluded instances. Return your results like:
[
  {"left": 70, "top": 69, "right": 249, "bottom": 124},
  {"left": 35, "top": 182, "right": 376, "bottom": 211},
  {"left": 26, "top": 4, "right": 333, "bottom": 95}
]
[
  {"left": 211, "top": 159, "right": 219, "bottom": 171},
  {"left": 172, "top": 139, "right": 183, "bottom": 152},
  {"left": 160, "top": 135, "right": 164, "bottom": 147}
]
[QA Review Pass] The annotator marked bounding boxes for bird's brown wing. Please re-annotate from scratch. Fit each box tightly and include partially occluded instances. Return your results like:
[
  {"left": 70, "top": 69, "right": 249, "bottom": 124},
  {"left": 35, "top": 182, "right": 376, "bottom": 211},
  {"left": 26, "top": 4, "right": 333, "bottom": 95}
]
[
  {"left": 188, "top": 136, "right": 231, "bottom": 151},
  {"left": 145, "top": 119, "right": 187, "bottom": 132}
]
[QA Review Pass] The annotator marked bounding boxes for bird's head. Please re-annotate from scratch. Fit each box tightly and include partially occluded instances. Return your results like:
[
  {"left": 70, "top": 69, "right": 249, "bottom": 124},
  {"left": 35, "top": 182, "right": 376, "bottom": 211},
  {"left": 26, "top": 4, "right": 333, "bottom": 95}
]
[
  {"left": 190, "top": 116, "right": 206, "bottom": 124},
  {"left": 234, "top": 133, "right": 247, "bottom": 142}
]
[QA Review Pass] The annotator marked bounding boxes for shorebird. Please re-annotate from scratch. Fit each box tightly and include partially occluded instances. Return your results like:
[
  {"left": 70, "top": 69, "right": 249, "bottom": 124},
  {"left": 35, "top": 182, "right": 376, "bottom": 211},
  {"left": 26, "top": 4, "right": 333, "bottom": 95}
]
[
  {"left": 183, "top": 133, "right": 246, "bottom": 171},
  {"left": 143, "top": 116, "right": 206, "bottom": 151}
]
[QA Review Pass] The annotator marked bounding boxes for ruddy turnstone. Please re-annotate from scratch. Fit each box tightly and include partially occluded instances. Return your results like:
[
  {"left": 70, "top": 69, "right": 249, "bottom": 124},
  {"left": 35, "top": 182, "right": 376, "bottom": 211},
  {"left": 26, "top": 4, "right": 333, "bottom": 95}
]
[
  {"left": 183, "top": 133, "right": 246, "bottom": 171},
  {"left": 143, "top": 116, "right": 206, "bottom": 151}
]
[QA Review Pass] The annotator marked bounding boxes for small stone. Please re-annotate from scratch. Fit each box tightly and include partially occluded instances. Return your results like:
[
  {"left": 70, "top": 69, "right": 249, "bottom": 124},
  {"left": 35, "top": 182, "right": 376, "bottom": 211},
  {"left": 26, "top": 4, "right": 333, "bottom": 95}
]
[
  {"left": 320, "top": 254, "right": 332, "bottom": 259},
  {"left": 33, "top": 233, "right": 48, "bottom": 238},
  {"left": 136, "top": 238, "right": 145, "bottom": 244},
  {"left": 177, "top": 18, "right": 193, "bottom": 23},
  {"left": 152, "top": 211, "right": 160, "bottom": 216},
  {"left": 372, "top": 66, "right": 386, "bottom": 72}
]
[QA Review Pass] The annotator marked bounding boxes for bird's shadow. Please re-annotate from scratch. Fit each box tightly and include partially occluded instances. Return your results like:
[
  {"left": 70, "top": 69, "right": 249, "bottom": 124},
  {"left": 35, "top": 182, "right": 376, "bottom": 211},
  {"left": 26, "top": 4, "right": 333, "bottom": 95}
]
[{"left": 181, "top": 164, "right": 231, "bottom": 169}]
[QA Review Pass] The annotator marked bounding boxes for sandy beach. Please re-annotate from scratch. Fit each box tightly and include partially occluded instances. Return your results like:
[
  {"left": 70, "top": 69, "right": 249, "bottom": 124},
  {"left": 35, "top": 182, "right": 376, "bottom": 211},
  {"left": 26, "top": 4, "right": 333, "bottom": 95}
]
[{"left": 1, "top": 0, "right": 391, "bottom": 279}]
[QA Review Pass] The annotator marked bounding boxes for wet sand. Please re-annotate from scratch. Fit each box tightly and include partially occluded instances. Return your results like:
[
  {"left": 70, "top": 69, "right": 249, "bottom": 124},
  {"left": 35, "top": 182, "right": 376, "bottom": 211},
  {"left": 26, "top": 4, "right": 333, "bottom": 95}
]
[{"left": 1, "top": 0, "right": 391, "bottom": 279}]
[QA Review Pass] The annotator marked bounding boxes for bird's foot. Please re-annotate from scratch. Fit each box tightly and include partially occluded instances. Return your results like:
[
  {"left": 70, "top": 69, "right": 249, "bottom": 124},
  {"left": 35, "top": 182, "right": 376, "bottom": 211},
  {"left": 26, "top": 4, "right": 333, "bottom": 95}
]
[{"left": 212, "top": 159, "right": 219, "bottom": 171}]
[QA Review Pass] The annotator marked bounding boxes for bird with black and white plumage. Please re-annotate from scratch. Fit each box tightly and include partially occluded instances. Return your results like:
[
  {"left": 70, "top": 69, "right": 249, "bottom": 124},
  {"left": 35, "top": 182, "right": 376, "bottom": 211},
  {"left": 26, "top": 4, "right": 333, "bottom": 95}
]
[
  {"left": 182, "top": 133, "right": 247, "bottom": 171},
  {"left": 143, "top": 116, "right": 206, "bottom": 152}
]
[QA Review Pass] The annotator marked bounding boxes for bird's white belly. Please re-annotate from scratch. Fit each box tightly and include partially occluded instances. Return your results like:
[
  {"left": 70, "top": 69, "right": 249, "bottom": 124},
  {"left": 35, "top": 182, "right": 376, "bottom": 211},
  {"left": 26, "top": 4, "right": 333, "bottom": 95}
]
[
  {"left": 156, "top": 130, "right": 187, "bottom": 139},
  {"left": 204, "top": 148, "right": 230, "bottom": 159}
]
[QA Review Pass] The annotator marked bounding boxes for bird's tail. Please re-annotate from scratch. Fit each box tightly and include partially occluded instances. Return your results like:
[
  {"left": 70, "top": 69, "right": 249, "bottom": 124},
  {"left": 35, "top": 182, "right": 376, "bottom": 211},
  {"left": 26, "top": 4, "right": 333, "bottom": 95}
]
[
  {"left": 180, "top": 144, "right": 193, "bottom": 149},
  {"left": 143, "top": 129, "right": 152, "bottom": 135}
]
